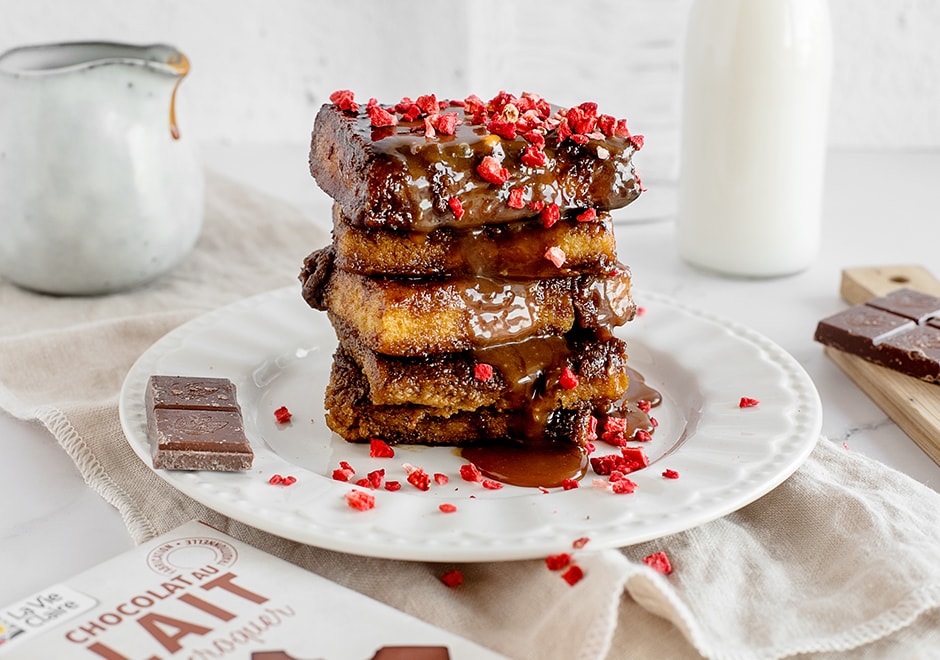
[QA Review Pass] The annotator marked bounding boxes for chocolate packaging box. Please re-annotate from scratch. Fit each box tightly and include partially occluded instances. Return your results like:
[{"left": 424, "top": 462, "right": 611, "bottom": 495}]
[{"left": 0, "top": 521, "right": 504, "bottom": 659}]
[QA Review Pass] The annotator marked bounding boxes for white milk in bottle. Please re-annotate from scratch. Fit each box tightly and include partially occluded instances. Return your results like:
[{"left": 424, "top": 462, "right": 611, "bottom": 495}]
[{"left": 676, "top": 0, "right": 833, "bottom": 277}]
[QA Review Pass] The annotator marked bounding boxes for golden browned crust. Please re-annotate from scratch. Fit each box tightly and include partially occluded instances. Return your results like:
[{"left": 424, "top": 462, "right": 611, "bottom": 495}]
[
  {"left": 324, "top": 344, "right": 599, "bottom": 446},
  {"left": 331, "top": 203, "right": 619, "bottom": 278}
]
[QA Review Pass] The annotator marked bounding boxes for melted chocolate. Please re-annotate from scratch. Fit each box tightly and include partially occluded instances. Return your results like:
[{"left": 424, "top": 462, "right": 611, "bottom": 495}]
[{"left": 459, "top": 367, "right": 662, "bottom": 488}]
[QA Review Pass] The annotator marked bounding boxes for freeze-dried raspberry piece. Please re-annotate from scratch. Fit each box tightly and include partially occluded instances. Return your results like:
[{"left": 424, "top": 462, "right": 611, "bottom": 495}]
[
  {"left": 332, "top": 467, "right": 355, "bottom": 482},
  {"left": 561, "top": 565, "right": 584, "bottom": 586},
  {"left": 544, "top": 246, "right": 567, "bottom": 268},
  {"left": 570, "top": 134, "right": 590, "bottom": 146},
  {"left": 557, "top": 118, "right": 572, "bottom": 143},
  {"left": 440, "top": 569, "right": 464, "bottom": 588},
  {"left": 368, "top": 105, "right": 398, "bottom": 128},
  {"left": 435, "top": 111, "right": 459, "bottom": 135},
  {"left": 576, "top": 208, "right": 597, "bottom": 223},
  {"left": 460, "top": 463, "right": 483, "bottom": 482},
  {"left": 650, "top": 417, "right": 659, "bottom": 428},
  {"left": 739, "top": 397, "right": 760, "bottom": 408},
  {"left": 634, "top": 430, "right": 652, "bottom": 442},
  {"left": 521, "top": 145, "right": 548, "bottom": 168},
  {"left": 439, "top": 503, "right": 458, "bottom": 513},
  {"left": 463, "top": 94, "right": 485, "bottom": 116},
  {"left": 476, "top": 156, "right": 510, "bottom": 185},
  {"left": 561, "top": 478, "right": 579, "bottom": 490},
  {"left": 611, "top": 478, "right": 637, "bottom": 494},
  {"left": 329, "top": 89, "right": 358, "bottom": 113},
  {"left": 345, "top": 489, "right": 375, "bottom": 511},
  {"left": 614, "top": 119, "right": 631, "bottom": 138},
  {"left": 355, "top": 477, "right": 371, "bottom": 488},
  {"left": 629, "top": 134, "right": 645, "bottom": 151},
  {"left": 406, "top": 467, "right": 431, "bottom": 491},
  {"left": 369, "top": 438, "right": 395, "bottom": 458},
  {"left": 434, "top": 473, "right": 449, "bottom": 486},
  {"left": 572, "top": 537, "right": 590, "bottom": 549},
  {"left": 448, "top": 196, "right": 465, "bottom": 220},
  {"left": 385, "top": 480, "right": 402, "bottom": 492},
  {"left": 604, "top": 417, "right": 628, "bottom": 435},
  {"left": 422, "top": 116, "right": 436, "bottom": 139},
  {"left": 587, "top": 415, "right": 598, "bottom": 442},
  {"left": 481, "top": 479, "right": 503, "bottom": 490},
  {"left": 662, "top": 469, "right": 680, "bottom": 479},
  {"left": 273, "top": 406, "right": 292, "bottom": 424},
  {"left": 415, "top": 93, "right": 438, "bottom": 115},
  {"left": 367, "top": 469, "right": 385, "bottom": 489},
  {"left": 522, "top": 130, "right": 546, "bottom": 148},
  {"left": 637, "top": 400, "right": 652, "bottom": 413},
  {"left": 540, "top": 203, "right": 560, "bottom": 228},
  {"left": 643, "top": 551, "right": 673, "bottom": 575},
  {"left": 597, "top": 114, "right": 616, "bottom": 136},
  {"left": 621, "top": 446, "right": 649, "bottom": 469},
  {"left": 545, "top": 553, "right": 572, "bottom": 571},
  {"left": 559, "top": 366, "right": 579, "bottom": 390},
  {"left": 487, "top": 119, "right": 517, "bottom": 140},
  {"left": 400, "top": 103, "right": 421, "bottom": 122},
  {"left": 528, "top": 200, "right": 545, "bottom": 213},
  {"left": 473, "top": 362, "right": 494, "bottom": 381},
  {"left": 507, "top": 187, "right": 526, "bottom": 209}
]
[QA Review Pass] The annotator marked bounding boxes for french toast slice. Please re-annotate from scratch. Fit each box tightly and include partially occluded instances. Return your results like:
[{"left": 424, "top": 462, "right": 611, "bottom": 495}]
[
  {"left": 338, "top": 326, "right": 630, "bottom": 412},
  {"left": 331, "top": 203, "right": 619, "bottom": 278},
  {"left": 309, "top": 93, "right": 643, "bottom": 232},
  {"left": 300, "top": 247, "right": 636, "bottom": 356},
  {"left": 324, "top": 344, "right": 599, "bottom": 446}
]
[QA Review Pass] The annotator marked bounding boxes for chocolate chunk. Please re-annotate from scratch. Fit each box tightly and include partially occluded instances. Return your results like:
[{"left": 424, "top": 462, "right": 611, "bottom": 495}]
[
  {"left": 815, "top": 288, "right": 940, "bottom": 383},
  {"left": 146, "top": 375, "right": 253, "bottom": 471}
]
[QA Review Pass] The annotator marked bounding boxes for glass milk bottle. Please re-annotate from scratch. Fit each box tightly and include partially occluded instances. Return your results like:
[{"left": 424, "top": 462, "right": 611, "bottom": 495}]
[{"left": 676, "top": 0, "right": 833, "bottom": 277}]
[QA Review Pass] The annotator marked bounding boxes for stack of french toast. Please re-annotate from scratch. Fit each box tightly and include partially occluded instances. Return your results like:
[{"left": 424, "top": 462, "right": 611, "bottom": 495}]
[{"left": 300, "top": 91, "right": 644, "bottom": 448}]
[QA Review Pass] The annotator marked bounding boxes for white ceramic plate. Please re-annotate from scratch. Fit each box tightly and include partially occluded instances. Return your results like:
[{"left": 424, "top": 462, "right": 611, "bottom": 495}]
[{"left": 119, "top": 286, "right": 821, "bottom": 562}]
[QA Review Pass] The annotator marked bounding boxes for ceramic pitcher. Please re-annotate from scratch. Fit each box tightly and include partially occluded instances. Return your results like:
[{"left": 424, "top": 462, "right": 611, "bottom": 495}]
[{"left": 0, "top": 42, "right": 204, "bottom": 295}]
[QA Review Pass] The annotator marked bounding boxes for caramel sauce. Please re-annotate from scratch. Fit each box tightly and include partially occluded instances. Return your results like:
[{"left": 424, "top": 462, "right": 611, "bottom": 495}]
[
  {"left": 459, "top": 367, "right": 662, "bottom": 488},
  {"left": 166, "top": 51, "right": 190, "bottom": 140}
]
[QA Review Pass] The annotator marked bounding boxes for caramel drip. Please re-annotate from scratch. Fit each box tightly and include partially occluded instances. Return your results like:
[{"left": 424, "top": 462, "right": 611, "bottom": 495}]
[
  {"left": 166, "top": 51, "right": 191, "bottom": 140},
  {"left": 460, "top": 279, "right": 537, "bottom": 342}
]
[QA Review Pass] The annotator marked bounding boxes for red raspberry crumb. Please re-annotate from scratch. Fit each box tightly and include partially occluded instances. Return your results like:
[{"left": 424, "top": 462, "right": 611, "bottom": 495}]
[
  {"left": 650, "top": 417, "right": 659, "bottom": 427},
  {"left": 528, "top": 200, "right": 545, "bottom": 213},
  {"left": 355, "top": 477, "right": 371, "bottom": 488},
  {"left": 662, "top": 469, "right": 680, "bottom": 479},
  {"left": 559, "top": 366, "right": 579, "bottom": 390},
  {"left": 643, "top": 551, "right": 673, "bottom": 575},
  {"left": 611, "top": 478, "right": 637, "bottom": 494},
  {"left": 561, "top": 478, "right": 579, "bottom": 490},
  {"left": 634, "top": 430, "right": 652, "bottom": 442},
  {"left": 481, "top": 479, "right": 503, "bottom": 490},
  {"left": 637, "top": 400, "right": 652, "bottom": 413},
  {"left": 406, "top": 468, "right": 431, "bottom": 491},
  {"left": 434, "top": 473, "right": 449, "bottom": 486},
  {"left": 435, "top": 112, "right": 459, "bottom": 135},
  {"left": 507, "top": 187, "right": 526, "bottom": 209},
  {"left": 473, "top": 362, "right": 494, "bottom": 381},
  {"left": 440, "top": 569, "right": 464, "bottom": 588},
  {"left": 576, "top": 208, "right": 597, "bottom": 223},
  {"left": 540, "top": 203, "right": 560, "bottom": 228},
  {"left": 281, "top": 475, "right": 297, "bottom": 486},
  {"left": 587, "top": 415, "right": 598, "bottom": 442},
  {"left": 329, "top": 89, "right": 358, "bottom": 113},
  {"left": 367, "top": 469, "right": 385, "bottom": 489},
  {"left": 422, "top": 115, "right": 436, "bottom": 139},
  {"left": 332, "top": 468, "right": 354, "bottom": 482},
  {"left": 545, "top": 553, "right": 572, "bottom": 571},
  {"left": 739, "top": 397, "right": 760, "bottom": 408},
  {"left": 476, "top": 156, "right": 510, "bottom": 185},
  {"left": 448, "top": 196, "right": 465, "bottom": 220},
  {"left": 621, "top": 446, "right": 650, "bottom": 469},
  {"left": 415, "top": 93, "right": 438, "bottom": 115},
  {"left": 369, "top": 438, "right": 395, "bottom": 458},
  {"left": 521, "top": 145, "right": 548, "bottom": 168},
  {"left": 629, "top": 134, "right": 645, "bottom": 151},
  {"left": 460, "top": 463, "right": 483, "bottom": 482},
  {"left": 385, "top": 480, "right": 402, "bottom": 491},
  {"left": 439, "top": 503, "right": 458, "bottom": 513},
  {"left": 273, "top": 406, "right": 292, "bottom": 424},
  {"left": 561, "top": 565, "right": 584, "bottom": 586},
  {"left": 268, "top": 474, "right": 283, "bottom": 485},
  {"left": 636, "top": 306, "right": 647, "bottom": 317},
  {"left": 604, "top": 417, "right": 627, "bottom": 435},
  {"left": 487, "top": 118, "right": 517, "bottom": 140},
  {"left": 544, "top": 246, "right": 567, "bottom": 268},
  {"left": 345, "top": 489, "right": 375, "bottom": 511},
  {"left": 367, "top": 105, "right": 398, "bottom": 128},
  {"left": 572, "top": 537, "right": 590, "bottom": 549}
]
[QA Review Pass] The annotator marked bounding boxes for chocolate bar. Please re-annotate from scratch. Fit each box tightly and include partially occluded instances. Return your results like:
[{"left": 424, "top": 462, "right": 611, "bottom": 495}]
[
  {"left": 814, "top": 288, "right": 940, "bottom": 383},
  {"left": 146, "top": 375, "right": 254, "bottom": 471}
]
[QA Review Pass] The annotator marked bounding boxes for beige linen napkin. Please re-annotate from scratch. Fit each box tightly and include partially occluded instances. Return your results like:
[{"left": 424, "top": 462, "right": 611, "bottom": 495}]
[{"left": 2, "top": 174, "right": 940, "bottom": 660}]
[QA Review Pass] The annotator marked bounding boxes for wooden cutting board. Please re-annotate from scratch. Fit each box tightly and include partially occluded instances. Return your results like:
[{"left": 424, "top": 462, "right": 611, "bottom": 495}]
[{"left": 824, "top": 265, "right": 940, "bottom": 466}]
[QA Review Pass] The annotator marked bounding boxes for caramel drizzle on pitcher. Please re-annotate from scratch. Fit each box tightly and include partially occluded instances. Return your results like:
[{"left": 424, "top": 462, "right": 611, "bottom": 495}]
[{"left": 166, "top": 51, "right": 191, "bottom": 140}]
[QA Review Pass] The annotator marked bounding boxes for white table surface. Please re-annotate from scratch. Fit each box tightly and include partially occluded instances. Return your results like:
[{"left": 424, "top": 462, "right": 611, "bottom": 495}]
[{"left": 2, "top": 146, "right": 939, "bottom": 607}]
